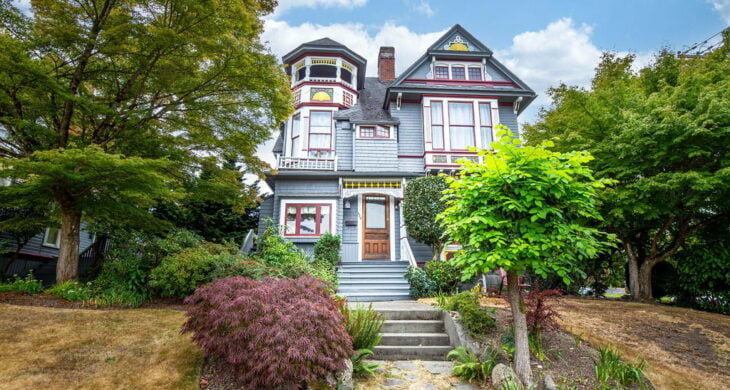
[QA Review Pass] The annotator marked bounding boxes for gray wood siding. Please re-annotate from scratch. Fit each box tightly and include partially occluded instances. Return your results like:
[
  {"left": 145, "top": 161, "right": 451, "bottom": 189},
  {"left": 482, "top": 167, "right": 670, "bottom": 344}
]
[
  {"left": 275, "top": 179, "right": 340, "bottom": 196},
  {"left": 257, "top": 196, "right": 274, "bottom": 234},
  {"left": 498, "top": 105, "right": 519, "bottom": 138},
  {"left": 408, "top": 236, "right": 434, "bottom": 262},
  {"left": 341, "top": 196, "right": 359, "bottom": 262},
  {"left": 335, "top": 121, "right": 353, "bottom": 171},
  {"left": 391, "top": 102, "right": 425, "bottom": 173},
  {"left": 486, "top": 63, "right": 510, "bottom": 82},
  {"left": 1, "top": 221, "right": 95, "bottom": 260},
  {"left": 354, "top": 138, "right": 398, "bottom": 172}
]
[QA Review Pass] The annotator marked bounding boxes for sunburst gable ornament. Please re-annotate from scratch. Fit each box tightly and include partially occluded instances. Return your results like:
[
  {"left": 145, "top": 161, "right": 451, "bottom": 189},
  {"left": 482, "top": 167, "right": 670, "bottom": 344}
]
[{"left": 445, "top": 35, "right": 469, "bottom": 51}]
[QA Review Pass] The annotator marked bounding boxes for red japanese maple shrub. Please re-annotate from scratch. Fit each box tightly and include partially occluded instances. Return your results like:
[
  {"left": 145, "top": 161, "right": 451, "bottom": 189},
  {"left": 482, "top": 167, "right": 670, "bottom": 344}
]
[
  {"left": 523, "top": 281, "right": 563, "bottom": 335},
  {"left": 182, "top": 275, "right": 353, "bottom": 388}
]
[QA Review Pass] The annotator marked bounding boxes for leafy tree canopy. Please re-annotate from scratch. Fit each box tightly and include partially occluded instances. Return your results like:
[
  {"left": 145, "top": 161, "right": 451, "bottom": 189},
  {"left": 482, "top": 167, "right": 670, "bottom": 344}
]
[
  {"left": 523, "top": 33, "right": 730, "bottom": 299},
  {"left": 403, "top": 175, "right": 449, "bottom": 259}
]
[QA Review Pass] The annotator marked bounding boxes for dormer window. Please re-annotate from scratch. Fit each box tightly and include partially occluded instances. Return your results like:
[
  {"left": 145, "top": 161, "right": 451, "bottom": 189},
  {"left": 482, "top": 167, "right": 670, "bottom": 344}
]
[
  {"left": 451, "top": 66, "right": 466, "bottom": 80},
  {"left": 468, "top": 67, "right": 483, "bottom": 80},
  {"left": 433, "top": 63, "right": 485, "bottom": 81}
]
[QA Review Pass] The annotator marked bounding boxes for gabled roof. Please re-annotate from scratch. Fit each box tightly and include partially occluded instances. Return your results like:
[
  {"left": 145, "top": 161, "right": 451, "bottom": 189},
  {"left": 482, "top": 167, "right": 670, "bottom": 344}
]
[
  {"left": 281, "top": 37, "right": 368, "bottom": 89},
  {"left": 334, "top": 78, "right": 399, "bottom": 125},
  {"left": 384, "top": 24, "right": 537, "bottom": 114}
]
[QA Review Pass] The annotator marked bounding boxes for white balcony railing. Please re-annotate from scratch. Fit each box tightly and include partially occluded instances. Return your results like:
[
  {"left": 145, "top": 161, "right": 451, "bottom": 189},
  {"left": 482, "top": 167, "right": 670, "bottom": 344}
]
[
  {"left": 277, "top": 155, "right": 337, "bottom": 171},
  {"left": 424, "top": 152, "right": 483, "bottom": 168}
]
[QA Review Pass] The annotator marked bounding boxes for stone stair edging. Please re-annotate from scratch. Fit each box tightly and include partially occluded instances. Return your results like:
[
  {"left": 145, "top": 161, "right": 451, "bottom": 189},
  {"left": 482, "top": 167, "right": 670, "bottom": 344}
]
[{"left": 442, "top": 310, "right": 483, "bottom": 355}]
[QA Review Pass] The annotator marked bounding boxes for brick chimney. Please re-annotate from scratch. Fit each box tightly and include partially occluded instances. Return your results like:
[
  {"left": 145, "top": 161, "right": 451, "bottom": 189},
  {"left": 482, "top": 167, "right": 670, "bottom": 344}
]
[{"left": 378, "top": 46, "right": 395, "bottom": 82}]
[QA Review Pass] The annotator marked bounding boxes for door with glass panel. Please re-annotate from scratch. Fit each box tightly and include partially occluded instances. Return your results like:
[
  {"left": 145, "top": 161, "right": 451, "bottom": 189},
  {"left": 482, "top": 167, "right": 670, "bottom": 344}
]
[{"left": 362, "top": 195, "right": 390, "bottom": 260}]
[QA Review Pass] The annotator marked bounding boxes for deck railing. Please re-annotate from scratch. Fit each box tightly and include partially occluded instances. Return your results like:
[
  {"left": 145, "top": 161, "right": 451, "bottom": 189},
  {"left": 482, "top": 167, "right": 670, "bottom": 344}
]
[{"left": 277, "top": 155, "right": 337, "bottom": 171}]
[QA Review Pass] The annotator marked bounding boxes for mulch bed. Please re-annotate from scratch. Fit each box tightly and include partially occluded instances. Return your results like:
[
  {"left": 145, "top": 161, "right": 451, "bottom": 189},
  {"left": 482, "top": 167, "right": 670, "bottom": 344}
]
[{"left": 0, "top": 291, "right": 186, "bottom": 311}]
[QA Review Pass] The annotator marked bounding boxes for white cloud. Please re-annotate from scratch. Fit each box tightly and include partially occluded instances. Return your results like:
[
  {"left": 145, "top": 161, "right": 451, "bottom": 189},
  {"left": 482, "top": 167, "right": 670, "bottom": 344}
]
[
  {"left": 274, "top": 0, "right": 367, "bottom": 16},
  {"left": 409, "top": 0, "right": 435, "bottom": 17},
  {"left": 261, "top": 19, "right": 446, "bottom": 76},
  {"left": 710, "top": 0, "right": 730, "bottom": 25}
]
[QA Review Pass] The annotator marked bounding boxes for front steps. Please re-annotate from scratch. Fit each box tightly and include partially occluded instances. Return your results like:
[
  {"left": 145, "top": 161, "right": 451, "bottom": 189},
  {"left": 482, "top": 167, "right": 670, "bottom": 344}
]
[
  {"left": 337, "top": 261, "right": 411, "bottom": 302},
  {"left": 371, "top": 304, "right": 452, "bottom": 361}
]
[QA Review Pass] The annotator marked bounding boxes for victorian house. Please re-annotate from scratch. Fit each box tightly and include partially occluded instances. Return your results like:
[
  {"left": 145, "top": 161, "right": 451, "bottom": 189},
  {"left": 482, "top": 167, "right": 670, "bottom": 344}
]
[{"left": 258, "top": 25, "right": 535, "bottom": 300}]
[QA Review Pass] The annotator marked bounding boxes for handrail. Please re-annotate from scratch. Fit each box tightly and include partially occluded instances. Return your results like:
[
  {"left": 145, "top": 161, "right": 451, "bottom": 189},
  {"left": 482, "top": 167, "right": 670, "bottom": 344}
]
[
  {"left": 277, "top": 155, "right": 337, "bottom": 170},
  {"left": 399, "top": 205, "right": 417, "bottom": 267},
  {"left": 240, "top": 229, "right": 255, "bottom": 254}
]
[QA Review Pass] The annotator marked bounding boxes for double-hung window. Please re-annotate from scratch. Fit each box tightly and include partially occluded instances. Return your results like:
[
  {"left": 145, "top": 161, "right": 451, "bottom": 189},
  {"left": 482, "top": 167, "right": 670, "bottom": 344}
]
[
  {"left": 284, "top": 204, "right": 331, "bottom": 236},
  {"left": 479, "top": 103, "right": 493, "bottom": 148},
  {"left": 308, "top": 111, "right": 332, "bottom": 158},
  {"left": 448, "top": 102, "right": 475, "bottom": 150},
  {"left": 430, "top": 101, "right": 445, "bottom": 149},
  {"left": 290, "top": 114, "right": 301, "bottom": 156}
]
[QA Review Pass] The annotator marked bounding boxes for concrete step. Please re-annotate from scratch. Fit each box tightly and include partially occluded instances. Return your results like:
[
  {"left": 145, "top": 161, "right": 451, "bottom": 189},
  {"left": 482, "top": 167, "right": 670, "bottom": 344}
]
[
  {"left": 339, "top": 271, "right": 408, "bottom": 278},
  {"left": 339, "top": 275, "right": 407, "bottom": 281},
  {"left": 372, "top": 345, "right": 452, "bottom": 361},
  {"left": 379, "top": 333, "right": 451, "bottom": 346},
  {"left": 338, "top": 280, "right": 409, "bottom": 286},
  {"left": 337, "top": 286, "right": 411, "bottom": 293},
  {"left": 340, "top": 261, "right": 410, "bottom": 266},
  {"left": 376, "top": 309, "right": 442, "bottom": 320},
  {"left": 343, "top": 293, "right": 412, "bottom": 302},
  {"left": 381, "top": 320, "right": 444, "bottom": 333},
  {"left": 338, "top": 266, "right": 409, "bottom": 272}
]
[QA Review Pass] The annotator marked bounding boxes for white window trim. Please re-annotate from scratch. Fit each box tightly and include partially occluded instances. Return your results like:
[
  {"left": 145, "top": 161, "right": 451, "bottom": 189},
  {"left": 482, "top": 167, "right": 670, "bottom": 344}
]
[
  {"left": 422, "top": 97, "right": 500, "bottom": 152},
  {"left": 42, "top": 227, "right": 61, "bottom": 248},
  {"left": 355, "top": 125, "right": 395, "bottom": 140},
  {"left": 279, "top": 198, "right": 337, "bottom": 238},
  {"left": 432, "top": 61, "right": 492, "bottom": 81}
]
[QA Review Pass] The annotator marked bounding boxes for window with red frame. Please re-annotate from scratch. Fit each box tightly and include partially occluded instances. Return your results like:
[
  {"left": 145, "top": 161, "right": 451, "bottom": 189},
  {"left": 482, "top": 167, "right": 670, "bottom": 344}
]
[
  {"left": 360, "top": 125, "right": 390, "bottom": 138},
  {"left": 308, "top": 111, "right": 332, "bottom": 158},
  {"left": 434, "top": 66, "right": 449, "bottom": 79},
  {"left": 468, "top": 67, "right": 482, "bottom": 80},
  {"left": 284, "top": 204, "right": 331, "bottom": 236},
  {"left": 451, "top": 66, "right": 466, "bottom": 80}
]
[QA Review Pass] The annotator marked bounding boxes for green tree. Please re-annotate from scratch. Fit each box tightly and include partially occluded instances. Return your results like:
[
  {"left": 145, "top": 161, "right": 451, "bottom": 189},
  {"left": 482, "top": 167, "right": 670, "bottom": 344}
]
[
  {"left": 0, "top": 0, "right": 291, "bottom": 281},
  {"left": 524, "top": 35, "right": 730, "bottom": 300},
  {"left": 439, "top": 126, "right": 613, "bottom": 386},
  {"left": 403, "top": 175, "right": 449, "bottom": 259}
]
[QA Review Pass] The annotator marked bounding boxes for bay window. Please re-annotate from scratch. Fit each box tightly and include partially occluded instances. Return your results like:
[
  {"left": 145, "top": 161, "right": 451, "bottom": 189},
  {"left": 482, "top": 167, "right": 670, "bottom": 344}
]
[
  {"left": 430, "top": 101, "right": 444, "bottom": 149},
  {"left": 479, "top": 103, "right": 493, "bottom": 148},
  {"left": 284, "top": 204, "right": 331, "bottom": 236},
  {"left": 308, "top": 111, "right": 332, "bottom": 157},
  {"left": 448, "top": 102, "right": 475, "bottom": 150}
]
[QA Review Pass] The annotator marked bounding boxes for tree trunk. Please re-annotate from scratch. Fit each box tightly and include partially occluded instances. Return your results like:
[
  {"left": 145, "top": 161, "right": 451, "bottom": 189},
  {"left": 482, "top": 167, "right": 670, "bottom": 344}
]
[
  {"left": 637, "top": 261, "right": 654, "bottom": 300},
  {"left": 56, "top": 206, "right": 82, "bottom": 282},
  {"left": 627, "top": 255, "right": 641, "bottom": 300},
  {"left": 507, "top": 270, "right": 532, "bottom": 387}
]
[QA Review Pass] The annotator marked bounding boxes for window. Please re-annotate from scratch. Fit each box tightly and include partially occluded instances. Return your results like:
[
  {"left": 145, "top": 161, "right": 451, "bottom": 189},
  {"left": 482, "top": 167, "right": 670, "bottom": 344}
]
[
  {"left": 43, "top": 227, "right": 61, "bottom": 248},
  {"left": 293, "top": 89, "right": 301, "bottom": 105},
  {"left": 341, "top": 68, "right": 352, "bottom": 84},
  {"left": 359, "top": 125, "right": 390, "bottom": 139},
  {"left": 448, "top": 102, "right": 475, "bottom": 150},
  {"left": 343, "top": 91, "right": 354, "bottom": 107},
  {"left": 284, "top": 204, "right": 331, "bottom": 236},
  {"left": 291, "top": 114, "right": 301, "bottom": 156},
  {"left": 451, "top": 66, "right": 466, "bottom": 80},
  {"left": 430, "top": 101, "right": 444, "bottom": 149},
  {"left": 296, "top": 67, "right": 306, "bottom": 81},
  {"left": 468, "top": 67, "right": 483, "bottom": 80},
  {"left": 479, "top": 103, "right": 493, "bottom": 148},
  {"left": 308, "top": 111, "right": 332, "bottom": 157},
  {"left": 434, "top": 66, "right": 449, "bottom": 79},
  {"left": 310, "top": 65, "right": 337, "bottom": 78}
]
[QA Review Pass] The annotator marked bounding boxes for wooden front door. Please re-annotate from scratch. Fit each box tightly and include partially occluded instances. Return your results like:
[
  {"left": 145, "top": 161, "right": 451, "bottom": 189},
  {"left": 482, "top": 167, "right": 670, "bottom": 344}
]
[{"left": 362, "top": 195, "right": 390, "bottom": 260}]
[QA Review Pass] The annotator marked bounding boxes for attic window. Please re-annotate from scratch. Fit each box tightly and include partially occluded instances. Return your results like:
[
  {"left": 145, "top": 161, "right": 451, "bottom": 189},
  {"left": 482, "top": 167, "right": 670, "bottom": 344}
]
[
  {"left": 468, "top": 67, "right": 482, "bottom": 80},
  {"left": 434, "top": 66, "right": 449, "bottom": 79},
  {"left": 451, "top": 66, "right": 466, "bottom": 80}
]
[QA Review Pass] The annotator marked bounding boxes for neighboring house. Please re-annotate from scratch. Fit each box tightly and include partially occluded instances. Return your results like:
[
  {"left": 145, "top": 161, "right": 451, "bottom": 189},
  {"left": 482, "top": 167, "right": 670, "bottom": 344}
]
[
  {"left": 0, "top": 224, "right": 98, "bottom": 282},
  {"left": 259, "top": 25, "right": 535, "bottom": 264}
]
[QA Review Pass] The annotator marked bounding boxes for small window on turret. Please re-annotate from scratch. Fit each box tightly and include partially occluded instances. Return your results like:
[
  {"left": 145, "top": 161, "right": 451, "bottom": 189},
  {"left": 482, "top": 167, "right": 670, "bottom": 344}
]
[
  {"left": 296, "top": 67, "right": 306, "bottom": 81},
  {"left": 341, "top": 68, "right": 352, "bottom": 84},
  {"left": 310, "top": 65, "right": 337, "bottom": 78}
]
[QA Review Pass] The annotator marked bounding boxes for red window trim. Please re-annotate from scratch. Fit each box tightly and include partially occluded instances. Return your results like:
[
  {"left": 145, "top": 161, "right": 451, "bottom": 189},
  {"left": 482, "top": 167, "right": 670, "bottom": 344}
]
[
  {"left": 447, "top": 100, "right": 476, "bottom": 151},
  {"left": 430, "top": 100, "right": 445, "bottom": 150},
  {"left": 283, "top": 203, "right": 332, "bottom": 236},
  {"left": 451, "top": 66, "right": 466, "bottom": 80},
  {"left": 307, "top": 110, "right": 333, "bottom": 151},
  {"left": 359, "top": 125, "right": 390, "bottom": 139},
  {"left": 468, "top": 66, "right": 483, "bottom": 81}
]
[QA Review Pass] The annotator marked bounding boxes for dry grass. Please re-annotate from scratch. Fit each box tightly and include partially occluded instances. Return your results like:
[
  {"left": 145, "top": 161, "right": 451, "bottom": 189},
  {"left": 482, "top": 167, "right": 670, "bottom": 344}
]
[
  {"left": 556, "top": 299, "right": 729, "bottom": 390},
  {"left": 0, "top": 303, "right": 202, "bottom": 390}
]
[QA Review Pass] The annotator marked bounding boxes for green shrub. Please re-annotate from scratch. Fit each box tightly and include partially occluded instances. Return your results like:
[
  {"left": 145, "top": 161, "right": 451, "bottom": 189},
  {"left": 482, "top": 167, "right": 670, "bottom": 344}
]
[
  {"left": 404, "top": 265, "right": 437, "bottom": 298},
  {"left": 210, "top": 256, "right": 281, "bottom": 280},
  {"left": 310, "top": 260, "right": 338, "bottom": 291},
  {"left": 313, "top": 233, "right": 341, "bottom": 266},
  {"left": 94, "top": 256, "right": 151, "bottom": 298},
  {"left": 595, "top": 345, "right": 648, "bottom": 390},
  {"left": 255, "top": 225, "right": 312, "bottom": 278},
  {"left": 447, "top": 346, "right": 499, "bottom": 382},
  {"left": 90, "top": 287, "right": 151, "bottom": 308},
  {"left": 339, "top": 301, "right": 385, "bottom": 350},
  {"left": 44, "top": 281, "right": 95, "bottom": 301},
  {"left": 0, "top": 271, "right": 42, "bottom": 294},
  {"left": 439, "top": 292, "right": 495, "bottom": 336},
  {"left": 150, "top": 242, "right": 234, "bottom": 298},
  {"left": 425, "top": 260, "right": 462, "bottom": 293},
  {"left": 351, "top": 348, "right": 379, "bottom": 378}
]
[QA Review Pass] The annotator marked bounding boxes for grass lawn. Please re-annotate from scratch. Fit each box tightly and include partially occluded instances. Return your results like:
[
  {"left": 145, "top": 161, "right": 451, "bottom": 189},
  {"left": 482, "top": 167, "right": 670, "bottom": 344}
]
[
  {"left": 556, "top": 299, "right": 729, "bottom": 390},
  {"left": 0, "top": 303, "right": 202, "bottom": 390}
]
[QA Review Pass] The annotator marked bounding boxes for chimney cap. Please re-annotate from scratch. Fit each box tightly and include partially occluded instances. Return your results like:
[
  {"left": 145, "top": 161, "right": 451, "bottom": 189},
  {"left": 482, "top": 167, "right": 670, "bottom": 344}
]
[{"left": 379, "top": 46, "right": 395, "bottom": 54}]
